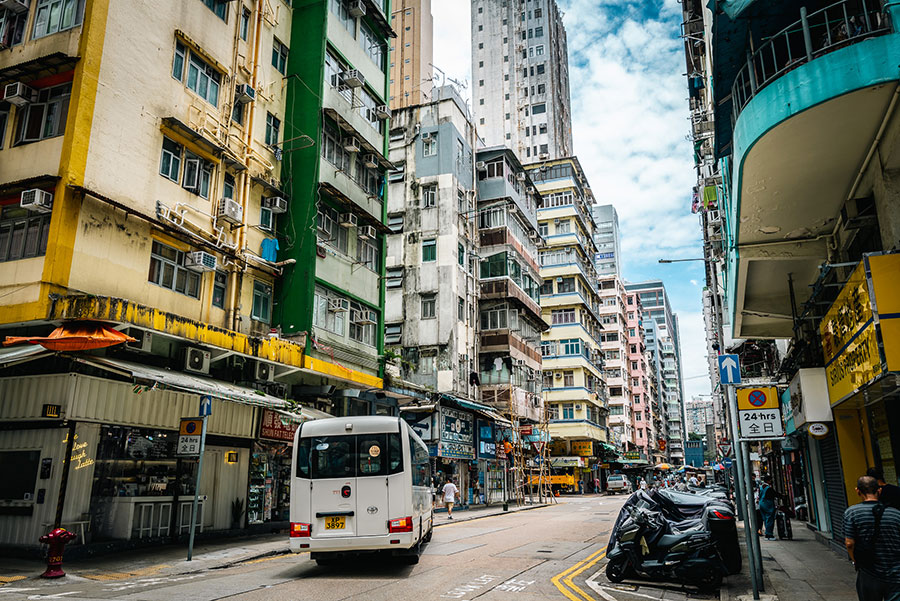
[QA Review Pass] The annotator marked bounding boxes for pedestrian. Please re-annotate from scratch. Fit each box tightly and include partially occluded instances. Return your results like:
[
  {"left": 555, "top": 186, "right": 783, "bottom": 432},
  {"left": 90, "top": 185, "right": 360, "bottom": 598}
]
[
  {"left": 844, "top": 475, "right": 900, "bottom": 600},
  {"left": 689, "top": 473, "right": 700, "bottom": 487},
  {"left": 640, "top": 477, "right": 647, "bottom": 491},
  {"left": 594, "top": 476, "right": 601, "bottom": 494},
  {"left": 758, "top": 475, "right": 779, "bottom": 540},
  {"left": 868, "top": 467, "right": 900, "bottom": 511},
  {"left": 442, "top": 476, "right": 460, "bottom": 519}
]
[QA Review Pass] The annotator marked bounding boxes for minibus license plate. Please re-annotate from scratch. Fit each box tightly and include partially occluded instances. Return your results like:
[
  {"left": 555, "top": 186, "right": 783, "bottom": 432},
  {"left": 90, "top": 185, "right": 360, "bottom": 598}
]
[{"left": 325, "top": 516, "right": 345, "bottom": 530}]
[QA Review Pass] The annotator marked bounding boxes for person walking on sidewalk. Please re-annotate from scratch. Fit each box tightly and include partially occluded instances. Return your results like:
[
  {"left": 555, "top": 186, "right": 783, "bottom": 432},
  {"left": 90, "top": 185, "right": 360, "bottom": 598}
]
[
  {"left": 844, "top": 475, "right": 900, "bottom": 601},
  {"left": 442, "top": 477, "right": 460, "bottom": 519},
  {"left": 758, "top": 475, "right": 779, "bottom": 540},
  {"left": 868, "top": 467, "right": 900, "bottom": 511}
]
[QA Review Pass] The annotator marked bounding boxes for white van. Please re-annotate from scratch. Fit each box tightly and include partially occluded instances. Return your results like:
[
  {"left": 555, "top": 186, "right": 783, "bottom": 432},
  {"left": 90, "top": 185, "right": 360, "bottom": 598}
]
[{"left": 290, "top": 416, "right": 434, "bottom": 564}]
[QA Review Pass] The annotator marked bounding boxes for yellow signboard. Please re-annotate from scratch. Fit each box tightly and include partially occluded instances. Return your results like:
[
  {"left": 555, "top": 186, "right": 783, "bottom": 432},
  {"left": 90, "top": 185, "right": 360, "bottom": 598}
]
[
  {"left": 571, "top": 441, "right": 593, "bottom": 457},
  {"left": 820, "top": 254, "right": 900, "bottom": 405},
  {"left": 820, "top": 261, "right": 871, "bottom": 365},
  {"left": 736, "top": 387, "right": 779, "bottom": 410},
  {"left": 870, "top": 254, "right": 900, "bottom": 373}
]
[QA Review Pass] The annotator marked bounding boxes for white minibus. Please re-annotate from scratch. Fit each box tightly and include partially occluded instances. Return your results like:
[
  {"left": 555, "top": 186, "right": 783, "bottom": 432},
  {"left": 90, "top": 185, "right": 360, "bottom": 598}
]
[{"left": 289, "top": 416, "right": 433, "bottom": 564}]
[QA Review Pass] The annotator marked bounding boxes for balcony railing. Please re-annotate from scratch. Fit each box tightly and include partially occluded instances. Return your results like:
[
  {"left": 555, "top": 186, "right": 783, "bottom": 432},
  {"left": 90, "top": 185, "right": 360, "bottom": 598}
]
[{"left": 731, "top": 0, "right": 891, "bottom": 124}]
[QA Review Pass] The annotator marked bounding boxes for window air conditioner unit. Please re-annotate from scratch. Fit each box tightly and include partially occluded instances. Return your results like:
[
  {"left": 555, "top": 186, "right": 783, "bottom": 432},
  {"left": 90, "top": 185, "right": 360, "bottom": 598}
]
[
  {"left": 4, "top": 81, "right": 36, "bottom": 107},
  {"left": 341, "top": 69, "right": 365, "bottom": 88},
  {"left": 555, "top": 276, "right": 563, "bottom": 283},
  {"left": 553, "top": 218, "right": 560, "bottom": 225},
  {"left": 565, "top": 247, "right": 573, "bottom": 253},
  {"left": 575, "top": 404, "right": 582, "bottom": 410},
  {"left": 255, "top": 361, "right": 275, "bottom": 382},
  {"left": 328, "top": 298, "right": 350, "bottom": 313},
  {"left": 554, "top": 372, "right": 562, "bottom": 379},
  {"left": 512, "top": 359, "right": 524, "bottom": 366},
  {"left": 184, "top": 348, "right": 211, "bottom": 374},
  {"left": 0, "top": 0, "right": 28, "bottom": 13},
  {"left": 475, "top": 161, "right": 487, "bottom": 172},
  {"left": 539, "top": 153, "right": 550, "bottom": 160},
  {"left": 235, "top": 83, "right": 256, "bottom": 103},
  {"left": 185, "top": 251, "right": 217, "bottom": 272},
  {"left": 126, "top": 329, "right": 153, "bottom": 353},
  {"left": 343, "top": 137, "right": 361, "bottom": 153},
  {"left": 218, "top": 198, "right": 243, "bottom": 225},
  {"left": 375, "top": 104, "right": 391, "bottom": 120},
  {"left": 20, "top": 189, "right": 53, "bottom": 213},
  {"left": 363, "top": 153, "right": 378, "bottom": 168},
  {"left": 263, "top": 196, "right": 288, "bottom": 214},
  {"left": 348, "top": 0, "right": 365, "bottom": 17},
  {"left": 354, "top": 310, "right": 377, "bottom": 325},
  {"left": 516, "top": 172, "right": 526, "bottom": 181},
  {"left": 339, "top": 212, "right": 358, "bottom": 227},
  {"left": 359, "top": 225, "right": 376, "bottom": 239}
]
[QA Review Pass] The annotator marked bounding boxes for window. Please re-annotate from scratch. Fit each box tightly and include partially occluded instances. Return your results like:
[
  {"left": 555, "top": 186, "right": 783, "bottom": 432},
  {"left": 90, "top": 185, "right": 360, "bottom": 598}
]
[
  {"left": 535, "top": 44, "right": 544, "bottom": 56},
  {"left": 556, "top": 219, "right": 571, "bottom": 234},
  {"left": 422, "top": 185, "right": 436, "bottom": 207},
  {"left": 0, "top": 205, "right": 51, "bottom": 263},
  {"left": 312, "top": 286, "right": 346, "bottom": 335},
  {"left": 421, "top": 294, "right": 436, "bottom": 319},
  {"left": 14, "top": 83, "right": 71, "bottom": 145},
  {"left": 532, "top": 103, "right": 546, "bottom": 115},
  {"left": 159, "top": 137, "right": 182, "bottom": 182},
  {"left": 212, "top": 271, "right": 227, "bottom": 308},
  {"left": 265, "top": 112, "right": 280, "bottom": 146},
  {"left": 480, "top": 304, "right": 508, "bottom": 330},
  {"left": 202, "top": 0, "right": 227, "bottom": 20},
  {"left": 458, "top": 242, "right": 465, "bottom": 266},
  {"left": 357, "top": 236, "right": 380, "bottom": 271},
  {"left": 240, "top": 7, "right": 250, "bottom": 40},
  {"left": 316, "top": 204, "right": 349, "bottom": 253},
  {"left": 0, "top": 8, "right": 27, "bottom": 48},
  {"left": 561, "top": 339, "right": 581, "bottom": 356},
  {"left": 349, "top": 301, "right": 376, "bottom": 346},
  {"left": 251, "top": 280, "right": 272, "bottom": 323},
  {"left": 540, "top": 279, "right": 553, "bottom": 296},
  {"left": 557, "top": 277, "right": 575, "bottom": 293},
  {"left": 359, "top": 20, "right": 385, "bottom": 69},
  {"left": 173, "top": 41, "right": 221, "bottom": 106},
  {"left": 534, "top": 7, "right": 542, "bottom": 17},
  {"left": 272, "top": 37, "right": 288, "bottom": 74},
  {"left": 536, "top": 63, "right": 545, "bottom": 74},
  {"left": 539, "top": 123, "right": 547, "bottom": 134},
  {"left": 329, "top": 0, "right": 356, "bottom": 36},
  {"left": 231, "top": 101, "right": 245, "bottom": 125},
  {"left": 534, "top": 26, "right": 543, "bottom": 37},
  {"left": 551, "top": 308, "right": 576, "bottom": 325},
  {"left": 33, "top": 0, "right": 84, "bottom": 39},
  {"left": 148, "top": 241, "right": 201, "bottom": 299},
  {"left": 260, "top": 206, "right": 273, "bottom": 231},
  {"left": 562, "top": 403, "right": 574, "bottom": 419},
  {"left": 458, "top": 297, "right": 465, "bottom": 321},
  {"left": 422, "top": 238, "right": 436, "bottom": 262},
  {"left": 0, "top": 108, "right": 6, "bottom": 150},
  {"left": 181, "top": 151, "right": 213, "bottom": 198},
  {"left": 423, "top": 134, "right": 437, "bottom": 156},
  {"left": 537, "top": 83, "right": 546, "bottom": 95},
  {"left": 419, "top": 352, "right": 436, "bottom": 374}
]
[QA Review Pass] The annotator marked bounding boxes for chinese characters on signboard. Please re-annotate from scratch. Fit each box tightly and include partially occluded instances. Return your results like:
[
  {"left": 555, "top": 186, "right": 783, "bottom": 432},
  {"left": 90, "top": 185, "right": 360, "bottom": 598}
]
[{"left": 259, "top": 408, "right": 298, "bottom": 442}]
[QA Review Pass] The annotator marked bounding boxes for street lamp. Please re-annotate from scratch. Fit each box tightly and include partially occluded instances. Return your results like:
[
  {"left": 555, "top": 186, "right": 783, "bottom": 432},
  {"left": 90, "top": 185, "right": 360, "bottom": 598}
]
[{"left": 657, "top": 258, "right": 705, "bottom": 263}]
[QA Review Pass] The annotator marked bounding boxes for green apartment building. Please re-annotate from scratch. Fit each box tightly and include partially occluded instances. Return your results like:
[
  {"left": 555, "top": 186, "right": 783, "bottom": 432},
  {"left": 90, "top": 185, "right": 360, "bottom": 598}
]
[{"left": 277, "top": 0, "right": 394, "bottom": 388}]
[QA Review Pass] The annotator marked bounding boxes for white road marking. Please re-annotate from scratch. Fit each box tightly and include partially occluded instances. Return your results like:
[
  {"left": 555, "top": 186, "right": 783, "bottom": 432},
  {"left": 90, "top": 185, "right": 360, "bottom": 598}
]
[
  {"left": 0, "top": 589, "right": 41, "bottom": 595},
  {"left": 26, "top": 593, "right": 81, "bottom": 600},
  {"left": 586, "top": 566, "right": 661, "bottom": 600},
  {"left": 440, "top": 574, "right": 497, "bottom": 598}
]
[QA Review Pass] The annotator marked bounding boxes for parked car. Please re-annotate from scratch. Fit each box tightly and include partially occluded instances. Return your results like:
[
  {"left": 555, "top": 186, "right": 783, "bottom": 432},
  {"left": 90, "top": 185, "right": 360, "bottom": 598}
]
[{"left": 607, "top": 474, "right": 632, "bottom": 494}]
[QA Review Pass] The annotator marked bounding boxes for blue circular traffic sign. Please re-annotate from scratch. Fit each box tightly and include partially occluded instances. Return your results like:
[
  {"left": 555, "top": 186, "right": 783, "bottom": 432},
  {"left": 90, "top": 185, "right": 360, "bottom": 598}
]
[
  {"left": 748, "top": 390, "right": 767, "bottom": 407},
  {"left": 186, "top": 421, "right": 197, "bottom": 434}
]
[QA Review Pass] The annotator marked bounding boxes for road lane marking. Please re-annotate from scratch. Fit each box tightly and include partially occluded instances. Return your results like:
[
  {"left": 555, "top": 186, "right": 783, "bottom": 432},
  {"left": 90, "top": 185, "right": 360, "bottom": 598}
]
[
  {"left": 564, "top": 550, "right": 607, "bottom": 601},
  {"left": 586, "top": 566, "right": 660, "bottom": 600},
  {"left": 551, "top": 548, "right": 606, "bottom": 601}
]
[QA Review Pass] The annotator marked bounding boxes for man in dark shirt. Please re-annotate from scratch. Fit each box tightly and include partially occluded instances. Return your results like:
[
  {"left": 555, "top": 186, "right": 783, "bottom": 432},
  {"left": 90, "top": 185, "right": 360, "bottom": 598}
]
[
  {"left": 868, "top": 467, "right": 900, "bottom": 510},
  {"left": 844, "top": 475, "right": 900, "bottom": 600}
]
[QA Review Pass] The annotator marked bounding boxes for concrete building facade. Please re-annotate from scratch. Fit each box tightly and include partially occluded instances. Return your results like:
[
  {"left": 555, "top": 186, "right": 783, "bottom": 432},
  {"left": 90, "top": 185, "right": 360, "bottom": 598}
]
[
  {"left": 597, "top": 275, "right": 631, "bottom": 450},
  {"left": 470, "top": 0, "right": 573, "bottom": 162},
  {"left": 388, "top": 0, "right": 433, "bottom": 109},
  {"left": 475, "top": 146, "right": 546, "bottom": 421},
  {"left": 685, "top": 396, "right": 715, "bottom": 437},
  {"left": 592, "top": 204, "right": 621, "bottom": 277},
  {"left": 527, "top": 157, "right": 608, "bottom": 457},
  {"left": 385, "top": 85, "right": 478, "bottom": 400},
  {"left": 626, "top": 291, "right": 659, "bottom": 460}
]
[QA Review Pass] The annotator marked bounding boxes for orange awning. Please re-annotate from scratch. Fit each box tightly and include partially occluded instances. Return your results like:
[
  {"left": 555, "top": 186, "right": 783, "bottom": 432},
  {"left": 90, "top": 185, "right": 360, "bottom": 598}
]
[{"left": 3, "top": 322, "right": 136, "bottom": 351}]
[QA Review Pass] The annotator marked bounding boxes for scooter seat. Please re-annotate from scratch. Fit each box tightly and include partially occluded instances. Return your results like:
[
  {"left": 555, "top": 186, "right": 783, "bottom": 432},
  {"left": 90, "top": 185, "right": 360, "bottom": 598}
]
[{"left": 657, "top": 531, "right": 711, "bottom": 549}]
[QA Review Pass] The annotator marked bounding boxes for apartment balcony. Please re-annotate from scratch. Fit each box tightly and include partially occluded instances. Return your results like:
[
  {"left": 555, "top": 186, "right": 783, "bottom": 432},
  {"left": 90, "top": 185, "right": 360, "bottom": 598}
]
[
  {"left": 480, "top": 277, "right": 543, "bottom": 323},
  {"left": 479, "top": 329, "right": 542, "bottom": 364},
  {"left": 716, "top": 0, "right": 899, "bottom": 338}
]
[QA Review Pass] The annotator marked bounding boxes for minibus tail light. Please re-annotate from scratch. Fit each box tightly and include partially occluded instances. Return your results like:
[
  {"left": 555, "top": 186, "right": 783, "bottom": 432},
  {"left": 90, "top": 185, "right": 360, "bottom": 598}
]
[
  {"left": 388, "top": 516, "right": 413, "bottom": 533},
  {"left": 290, "top": 522, "right": 312, "bottom": 537}
]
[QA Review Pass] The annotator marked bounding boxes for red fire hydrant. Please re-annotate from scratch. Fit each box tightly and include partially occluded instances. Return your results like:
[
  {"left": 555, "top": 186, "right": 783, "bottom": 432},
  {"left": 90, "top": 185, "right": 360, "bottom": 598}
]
[{"left": 39, "top": 528, "right": 77, "bottom": 578}]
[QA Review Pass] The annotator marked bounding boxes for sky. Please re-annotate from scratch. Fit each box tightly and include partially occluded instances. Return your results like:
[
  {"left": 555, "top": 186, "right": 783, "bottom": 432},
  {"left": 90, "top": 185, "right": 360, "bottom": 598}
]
[{"left": 431, "top": 0, "right": 713, "bottom": 401}]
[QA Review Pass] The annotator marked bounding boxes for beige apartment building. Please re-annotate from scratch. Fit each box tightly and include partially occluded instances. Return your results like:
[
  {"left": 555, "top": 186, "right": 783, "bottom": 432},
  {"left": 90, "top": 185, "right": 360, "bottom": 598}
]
[{"left": 388, "top": 0, "right": 432, "bottom": 109}]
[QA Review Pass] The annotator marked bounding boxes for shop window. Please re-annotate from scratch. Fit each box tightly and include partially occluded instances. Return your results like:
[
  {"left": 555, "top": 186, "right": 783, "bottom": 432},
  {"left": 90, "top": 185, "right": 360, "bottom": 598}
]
[{"left": 0, "top": 450, "right": 40, "bottom": 502}]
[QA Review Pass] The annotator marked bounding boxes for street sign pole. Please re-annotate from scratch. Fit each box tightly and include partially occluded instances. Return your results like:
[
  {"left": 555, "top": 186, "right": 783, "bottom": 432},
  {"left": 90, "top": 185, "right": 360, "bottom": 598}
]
[
  {"left": 726, "top": 385, "right": 760, "bottom": 599},
  {"left": 186, "top": 414, "right": 208, "bottom": 561},
  {"left": 742, "top": 438, "right": 764, "bottom": 595}
]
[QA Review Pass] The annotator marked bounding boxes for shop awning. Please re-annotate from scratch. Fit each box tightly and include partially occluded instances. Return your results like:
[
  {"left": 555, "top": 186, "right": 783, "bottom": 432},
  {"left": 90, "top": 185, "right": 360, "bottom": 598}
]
[
  {"left": 72, "top": 355, "right": 291, "bottom": 409},
  {"left": 4, "top": 322, "right": 136, "bottom": 351},
  {"left": 0, "top": 344, "right": 51, "bottom": 367}
]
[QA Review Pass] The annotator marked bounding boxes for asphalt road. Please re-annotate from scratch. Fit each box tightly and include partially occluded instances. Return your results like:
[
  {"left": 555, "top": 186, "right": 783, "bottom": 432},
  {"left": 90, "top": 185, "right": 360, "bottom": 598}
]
[{"left": 0, "top": 495, "right": 721, "bottom": 601}]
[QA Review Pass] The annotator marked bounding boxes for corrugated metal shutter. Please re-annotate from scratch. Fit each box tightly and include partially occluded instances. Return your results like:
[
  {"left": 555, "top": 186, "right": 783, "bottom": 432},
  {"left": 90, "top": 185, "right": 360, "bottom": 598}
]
[{"left": 820, "top": 432, "right": 847, "bottom": 542}]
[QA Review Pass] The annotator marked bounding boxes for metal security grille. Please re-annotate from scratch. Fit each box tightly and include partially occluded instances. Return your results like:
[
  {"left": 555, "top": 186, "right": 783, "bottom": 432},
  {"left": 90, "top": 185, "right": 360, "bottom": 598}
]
[{"left": 819, "top": 432, "right": 847, "bottom": 542}]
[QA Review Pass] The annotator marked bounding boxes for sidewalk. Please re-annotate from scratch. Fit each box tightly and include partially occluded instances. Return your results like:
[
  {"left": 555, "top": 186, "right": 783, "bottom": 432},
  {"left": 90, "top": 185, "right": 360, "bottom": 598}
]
[
  {"left": 721, "top": 521, "right": 856, "bottom": 601},
  {"left": 0, "top": 501, "right": 548, "bottom": 585}
]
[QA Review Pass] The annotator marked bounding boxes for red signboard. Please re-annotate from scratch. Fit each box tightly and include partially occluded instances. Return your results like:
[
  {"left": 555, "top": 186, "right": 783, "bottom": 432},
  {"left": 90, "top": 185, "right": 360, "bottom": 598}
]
[
  {"left": 519, "top": 426, "right": 533, "bottom": 436},
  {"left": 259, "top": 409, "right": 298, "bottom": 442}
]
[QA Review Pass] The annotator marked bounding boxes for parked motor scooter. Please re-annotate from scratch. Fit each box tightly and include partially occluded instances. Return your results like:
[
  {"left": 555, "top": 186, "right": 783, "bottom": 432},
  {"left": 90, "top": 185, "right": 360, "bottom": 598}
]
[{"left": 606, "top": 506, "right": 727, "bottom": 591}]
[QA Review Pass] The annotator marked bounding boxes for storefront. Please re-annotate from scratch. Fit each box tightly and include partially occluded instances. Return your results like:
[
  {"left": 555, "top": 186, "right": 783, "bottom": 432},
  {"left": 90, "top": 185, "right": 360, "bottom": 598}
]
[
  {"left": 248, "top": 409, "right": 302, "bottom": 527},
  {"left": 0, "top": 369, "right": 286, "bottom": 551},
  {"left": 476, "top": 419, "right": 505, "bottom": 505}
]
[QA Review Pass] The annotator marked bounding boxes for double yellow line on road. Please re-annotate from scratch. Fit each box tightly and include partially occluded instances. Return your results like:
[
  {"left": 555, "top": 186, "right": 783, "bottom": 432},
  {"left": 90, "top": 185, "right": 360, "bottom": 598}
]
[{"left": 551, "top": 547, "right": 607, "bottom": 601}]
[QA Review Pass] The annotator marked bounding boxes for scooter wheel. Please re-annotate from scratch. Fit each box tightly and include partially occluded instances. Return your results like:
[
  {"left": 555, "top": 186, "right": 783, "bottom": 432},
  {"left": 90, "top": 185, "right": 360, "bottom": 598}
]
[
  {"left": 696, "top": 566, "right": 723, "bottom": 592},
  {"left": 606, "top": 557, "right": 629, "bottom": 583}
]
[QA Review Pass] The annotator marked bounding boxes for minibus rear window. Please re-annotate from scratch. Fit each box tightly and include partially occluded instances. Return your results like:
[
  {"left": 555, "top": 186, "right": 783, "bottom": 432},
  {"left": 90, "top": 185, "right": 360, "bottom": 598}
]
[{"left": 296, "top": 433, "right": 403, "bottom": 479}]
